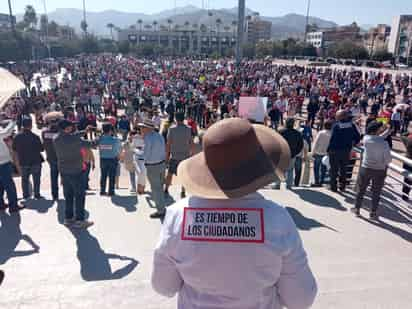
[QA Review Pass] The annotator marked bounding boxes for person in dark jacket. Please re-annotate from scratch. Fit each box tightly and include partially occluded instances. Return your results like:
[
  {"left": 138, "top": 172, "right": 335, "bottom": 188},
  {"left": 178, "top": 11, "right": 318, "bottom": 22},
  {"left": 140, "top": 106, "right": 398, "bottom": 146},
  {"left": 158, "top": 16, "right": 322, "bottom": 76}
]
[
  {"left": 53, "top": 120, "right": 94, "bottom": 229},
  {"left": 327, "top": 110, "right": 361, "bottom": 192},
  {"left": 42, "top": 115, "right": 62, "bottom": 201},
  {"left": 401, "top": 132, "right": 412, "bottom": 201},
  {"left": 274, "top": 117, "right": 304, "bottom": 189},
  {"left": 12, "top": 117, "right": 44, "bottom": 200}
]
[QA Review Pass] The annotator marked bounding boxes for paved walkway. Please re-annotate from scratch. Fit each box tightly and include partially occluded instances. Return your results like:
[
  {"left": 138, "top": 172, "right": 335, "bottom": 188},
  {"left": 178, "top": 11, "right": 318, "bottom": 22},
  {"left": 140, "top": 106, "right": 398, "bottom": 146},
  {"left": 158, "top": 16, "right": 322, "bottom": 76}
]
[{"left": 1, "top": 163, "right": 411, "bottom": 309}]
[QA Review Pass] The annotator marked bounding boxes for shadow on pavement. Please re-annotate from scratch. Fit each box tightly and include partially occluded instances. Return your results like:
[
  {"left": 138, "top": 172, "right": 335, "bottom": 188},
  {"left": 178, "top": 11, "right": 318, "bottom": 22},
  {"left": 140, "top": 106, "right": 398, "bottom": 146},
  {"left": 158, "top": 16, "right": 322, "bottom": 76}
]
[
  {"left": 23, "top": 198, "right": 55, "bottom": 213},
  {"left": 70, "top": 228, "right": 139, "bottom": 281},
  {"left": 285, "top": 207, "right": 338, "bottom": 232},
  {"left": 111, "top": 195, "right": 137, "bottom": 212},
  {"left": 55, "top": 202, "right": 139, "bottom": 281},
  {"left": 0, "top": 212, "right": 40, "bottom": 265},
  {"left": 56, "top": 200, "right": 90, "bottom": 224},
  {"left": 291, "top": 189, "right": 347, "bottom": 211},
  {"left": 360, "top": 216, "right": 412, "bottom": 243},
  {"left": 145, "top": 192, "right": 176, "bottom": 209},
  {"left": 342, "top": 189, "right": 412, "bottom": 225}
]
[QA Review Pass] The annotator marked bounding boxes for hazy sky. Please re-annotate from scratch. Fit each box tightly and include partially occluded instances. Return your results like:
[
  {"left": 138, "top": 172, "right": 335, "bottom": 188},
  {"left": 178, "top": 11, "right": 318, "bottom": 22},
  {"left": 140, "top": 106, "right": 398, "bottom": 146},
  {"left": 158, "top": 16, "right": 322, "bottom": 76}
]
[{"left": 2, "top": 0, "right": 412, "bottom": 25}]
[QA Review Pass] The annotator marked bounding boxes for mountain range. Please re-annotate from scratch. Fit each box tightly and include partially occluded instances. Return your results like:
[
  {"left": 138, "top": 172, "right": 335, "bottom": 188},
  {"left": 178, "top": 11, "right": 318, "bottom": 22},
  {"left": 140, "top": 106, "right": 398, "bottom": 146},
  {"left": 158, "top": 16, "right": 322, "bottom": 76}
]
[{"left": 17, "top": 5, "right": 338, "bottom": 40}]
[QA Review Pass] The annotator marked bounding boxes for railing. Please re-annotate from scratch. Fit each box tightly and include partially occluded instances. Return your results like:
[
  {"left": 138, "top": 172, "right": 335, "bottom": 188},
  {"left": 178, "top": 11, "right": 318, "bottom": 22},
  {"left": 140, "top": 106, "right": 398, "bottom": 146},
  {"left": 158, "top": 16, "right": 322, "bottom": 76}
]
[{"left": 353, "top": 146, "right": 412, "bottom": 192}]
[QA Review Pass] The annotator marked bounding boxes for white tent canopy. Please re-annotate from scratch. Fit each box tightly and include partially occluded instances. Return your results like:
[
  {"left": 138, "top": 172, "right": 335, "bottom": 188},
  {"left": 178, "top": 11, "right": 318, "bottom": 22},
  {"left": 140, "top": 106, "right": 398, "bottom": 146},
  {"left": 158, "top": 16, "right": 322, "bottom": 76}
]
[{"left": 0, "top": 67, "right": 26, "bottom": 110}]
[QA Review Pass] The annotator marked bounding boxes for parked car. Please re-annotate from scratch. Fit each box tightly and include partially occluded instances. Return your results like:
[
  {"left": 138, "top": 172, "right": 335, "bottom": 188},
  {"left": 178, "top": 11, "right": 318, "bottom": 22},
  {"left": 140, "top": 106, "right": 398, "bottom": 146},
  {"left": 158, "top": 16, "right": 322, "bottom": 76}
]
[
  {"left": 344, "top": 60, "right": 355, "bottom": 66},
  {"left": 326, "top": 58, "right": 337, "bottom": 64}
]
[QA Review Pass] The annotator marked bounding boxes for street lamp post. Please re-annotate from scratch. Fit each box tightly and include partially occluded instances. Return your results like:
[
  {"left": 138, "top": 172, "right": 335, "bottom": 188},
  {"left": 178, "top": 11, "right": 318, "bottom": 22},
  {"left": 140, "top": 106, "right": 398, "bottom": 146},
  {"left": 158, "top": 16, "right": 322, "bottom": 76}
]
[
  {"left": 236, "top": 0, "right": 245, "bottom": 67},
  {"left": 82, "top": 0, "right": 87, "bottom": 35},
  {"left": 7, "top": 0, "right": 16, "bottom": 37},
  {"left": 43, "top": 0, "right": 51, "bottom": 58},
  {"left": 304, "top": 0, "right": 312, "bottom": 43}
]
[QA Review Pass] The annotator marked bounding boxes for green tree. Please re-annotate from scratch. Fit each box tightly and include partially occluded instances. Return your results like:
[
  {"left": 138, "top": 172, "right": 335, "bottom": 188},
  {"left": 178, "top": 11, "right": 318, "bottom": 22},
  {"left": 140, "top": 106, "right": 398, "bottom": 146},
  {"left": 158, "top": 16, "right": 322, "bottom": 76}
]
[
  {"left": 80, "top": 20, "right": 88, "bottom": 35},
  {"left": 118, "top": 41, "right": 130, "bottom": 54},
  {"left": 80, "top": 35, "right": 99, "bottom": 53},
  {"left": 23, "top": 5, "right": 38, "bottom": 30},
  {"left": 40, "top": 14, "right": 48, "bottom": 36},
  {"left": 328, "top": 40, "right": 369, "bottom": 60},
  {"left": 106, "top": 23, "right": 115, "bottom": 40},
  {"left": 256, "top": 41, "right": 272, "bottom": 58},
  {"left": 48, "top": 21, "right": 59, "bottom": 37},
  {"left": 372, "top": 49, "right": 393, "bottom": 62},
  {"left": 242, "top": 43, "right": 256, "bottom": 58}
]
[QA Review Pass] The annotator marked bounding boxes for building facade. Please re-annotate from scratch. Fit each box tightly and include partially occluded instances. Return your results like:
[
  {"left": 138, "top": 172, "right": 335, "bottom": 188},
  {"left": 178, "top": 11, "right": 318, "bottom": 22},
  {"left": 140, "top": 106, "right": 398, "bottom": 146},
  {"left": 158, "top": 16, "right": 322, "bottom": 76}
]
[
  {"left": 388, "top": 15, "right": 412, "bottom": 63},
  {"left": 0, "top": 13, "right": 15, "bottom": 31},
  {"left": 307, "top": 22, "right": 362, "bottom": 55},
  {"left": 246, "top": 15, "right": 272, "bottom": 44},
  {"left": 363, "top": 24, "right": 391, "bottom": 55},
  {"left": 117, "top": 28, "right": 236, "bottom": 54}
]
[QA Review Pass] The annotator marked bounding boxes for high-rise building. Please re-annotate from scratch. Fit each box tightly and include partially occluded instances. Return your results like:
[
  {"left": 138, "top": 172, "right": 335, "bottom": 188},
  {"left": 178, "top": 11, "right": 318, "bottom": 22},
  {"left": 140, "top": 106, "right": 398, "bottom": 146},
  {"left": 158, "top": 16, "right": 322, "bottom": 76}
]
[
  {"left": 363, "top": 24, "right": 391, "bottom": 55},
  {"left": 307, "top": 22, "right": 362, "bottom": 54},
  {"left": 245, "top": 14, "right": 272, "bottom": 44},
  {"left": 388, "top": 15, "right": 412, "bottom": 63}
]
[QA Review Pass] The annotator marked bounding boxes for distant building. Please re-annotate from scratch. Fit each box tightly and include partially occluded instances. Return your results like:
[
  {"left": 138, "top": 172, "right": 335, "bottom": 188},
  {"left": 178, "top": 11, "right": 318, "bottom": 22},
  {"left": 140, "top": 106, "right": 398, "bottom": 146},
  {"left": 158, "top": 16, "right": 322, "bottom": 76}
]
[
  {"left": 388, "top": 15, "right": 412, "bottom": 63},
  {"left": 246, "top": 14, "right": 272, "bottom": 44},
  {"left": 307, "top": 22, "right": 362, "bottom": 55},
  {"left": 363, "top": 24, "right": 391, "bottom": 55},
  {"left": 117, "top": 27, "right": 236, "bottom": 54},
  {"left": 0, "top": 13, "right": 15, "bottom": 31},
  {"left": 306, "top": 31, "right": 323, "bottom": 49}
]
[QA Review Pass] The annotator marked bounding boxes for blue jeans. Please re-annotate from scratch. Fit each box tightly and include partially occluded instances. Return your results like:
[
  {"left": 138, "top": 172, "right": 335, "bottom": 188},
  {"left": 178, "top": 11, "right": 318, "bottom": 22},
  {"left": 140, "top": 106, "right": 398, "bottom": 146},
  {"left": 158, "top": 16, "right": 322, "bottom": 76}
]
[
  {"left": 61, "top": 173, "right": 85, "bottom": 221},
  {"left": 100, "top": 158, "right": 118, "bottom": 194},
  {"left": 313, "top": 155, "right": 327, "bottom": 185},
  {"left": 285, "top": 158, "right": 296, "bottom": 189},
  {"left": 49, "top": 162, "right": 59, "bottom": 200},
  {"left": 129, "top": 171, "right": 136, "bottom": 190},
  {"left": 21, "top": 164, "right": 42, "bottom": 198},
  {"left": 0, "top": 162, "right": 18, "bottom": 210}
]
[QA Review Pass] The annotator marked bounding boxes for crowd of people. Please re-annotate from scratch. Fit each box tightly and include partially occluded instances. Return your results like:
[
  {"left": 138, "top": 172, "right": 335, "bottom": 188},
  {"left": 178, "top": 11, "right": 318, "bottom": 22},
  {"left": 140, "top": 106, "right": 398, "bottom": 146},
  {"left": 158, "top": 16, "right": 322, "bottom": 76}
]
[
  {"left": 1, "top": 54, "right": 412, "bottom": 304},
  {"left": 1, "top": 55, "right": 412, "bottom": 224}
]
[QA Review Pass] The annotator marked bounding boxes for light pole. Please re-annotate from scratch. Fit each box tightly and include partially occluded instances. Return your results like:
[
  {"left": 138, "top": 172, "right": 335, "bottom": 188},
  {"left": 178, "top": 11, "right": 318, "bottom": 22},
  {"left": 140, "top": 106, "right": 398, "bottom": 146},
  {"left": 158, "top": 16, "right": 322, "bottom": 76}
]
[
  {"left": 7, "top": 0, "right": 16, "bottom": 37},
  {"left": 42, "top": 0, "right": 51, "bottom": 58},
  {"left": 236, "top": 0, "right": 245, "bottom": 67},
  {"left": 82, "top": 0, "right": 87, "bottom": 35},
  {"left": 304, "top": 0, "right": 312, "bottom": 43}
]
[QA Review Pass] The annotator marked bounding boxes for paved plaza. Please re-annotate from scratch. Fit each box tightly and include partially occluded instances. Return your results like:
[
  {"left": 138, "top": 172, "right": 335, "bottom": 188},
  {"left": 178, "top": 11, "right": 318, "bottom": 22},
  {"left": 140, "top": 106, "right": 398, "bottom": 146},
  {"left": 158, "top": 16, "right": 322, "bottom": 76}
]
[{"left": 1, "top": 162, "right": 411, "bottom": 309}]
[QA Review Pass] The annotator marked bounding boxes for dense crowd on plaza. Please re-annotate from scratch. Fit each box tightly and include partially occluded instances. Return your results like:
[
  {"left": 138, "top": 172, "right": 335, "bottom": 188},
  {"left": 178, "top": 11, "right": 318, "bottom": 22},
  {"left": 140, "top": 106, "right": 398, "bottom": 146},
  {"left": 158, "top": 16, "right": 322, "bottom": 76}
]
[{"left": 1, "top": 55, "right": 412, "bottom": 306}]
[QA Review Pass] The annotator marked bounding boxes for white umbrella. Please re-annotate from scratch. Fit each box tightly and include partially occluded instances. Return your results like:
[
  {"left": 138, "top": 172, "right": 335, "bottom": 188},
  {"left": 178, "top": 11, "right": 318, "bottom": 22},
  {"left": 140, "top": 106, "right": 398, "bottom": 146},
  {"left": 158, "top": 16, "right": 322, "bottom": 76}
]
[{"left": 0, "top": 68, "right": 26, "bottom": 110}]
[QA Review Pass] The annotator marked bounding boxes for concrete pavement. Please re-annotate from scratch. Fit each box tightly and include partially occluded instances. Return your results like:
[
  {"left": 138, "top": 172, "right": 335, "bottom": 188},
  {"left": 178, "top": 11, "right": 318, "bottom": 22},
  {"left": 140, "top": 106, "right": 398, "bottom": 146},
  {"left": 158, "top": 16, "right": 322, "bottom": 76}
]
[{"left": 1, "top": 160, "right": 411, "bottom": 309}]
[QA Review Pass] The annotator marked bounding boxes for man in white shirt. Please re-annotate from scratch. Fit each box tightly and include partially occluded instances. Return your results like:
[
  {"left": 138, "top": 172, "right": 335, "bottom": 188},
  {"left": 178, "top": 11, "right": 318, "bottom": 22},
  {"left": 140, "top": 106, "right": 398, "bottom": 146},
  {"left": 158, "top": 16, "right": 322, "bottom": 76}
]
[
  {"left": 0, "top": 120, "right": 24, "bottom": 213},
  {"left": 311, "top": 120, "right": 333, "bottom": 187},
  {"left": 152, "top": 118, "right": 317, "bottom": 309}
]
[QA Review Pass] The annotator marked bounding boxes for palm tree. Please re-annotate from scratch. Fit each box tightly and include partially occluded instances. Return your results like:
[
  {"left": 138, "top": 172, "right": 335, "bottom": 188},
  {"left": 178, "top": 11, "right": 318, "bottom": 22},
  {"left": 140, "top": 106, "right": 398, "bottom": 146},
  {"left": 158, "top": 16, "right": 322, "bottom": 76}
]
[
  {"left": 167, "top": 19, "right": 173, "bottom": 49},
  {"left": 231, "top": 20, "right": 237, "bottom": 45},
  {"left": 153, "top": 21, "right": 160, "bottom": 47},
  {"left": 137, "top": 19, "right": 143, "bottom": 32},
  {"left": 106, "top": 23, "right": 115, "bottom": 40},
  {"left": 207, "top": 11, "right": 213, "bottom": 49},
  {"left": 7, "top": 0, "right": 16, "bottom": 36},
  {"left": 167, "top": 19, "right": 173, "bottom": 31},
  {"left": 192, "top": 23, "right": 200, "bottom": 53},
  {"left": 216, "top": 18, "right": 222, "bottom": 55}
]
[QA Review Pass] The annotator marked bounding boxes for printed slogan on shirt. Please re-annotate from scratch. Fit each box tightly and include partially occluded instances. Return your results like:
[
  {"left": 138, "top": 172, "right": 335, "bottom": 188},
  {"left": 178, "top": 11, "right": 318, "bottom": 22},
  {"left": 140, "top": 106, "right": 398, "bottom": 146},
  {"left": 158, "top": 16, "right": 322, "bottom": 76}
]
[{"left": 181, "top": 208, "right": 264, "bottom": 243}]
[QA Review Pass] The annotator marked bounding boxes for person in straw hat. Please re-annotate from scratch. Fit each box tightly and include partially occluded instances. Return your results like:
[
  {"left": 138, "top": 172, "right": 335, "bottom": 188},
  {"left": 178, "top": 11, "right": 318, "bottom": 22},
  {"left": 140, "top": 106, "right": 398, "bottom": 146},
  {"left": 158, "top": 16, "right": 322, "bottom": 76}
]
[{"left": 151, "top": 118, "right": 317, "bottom": 309}]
